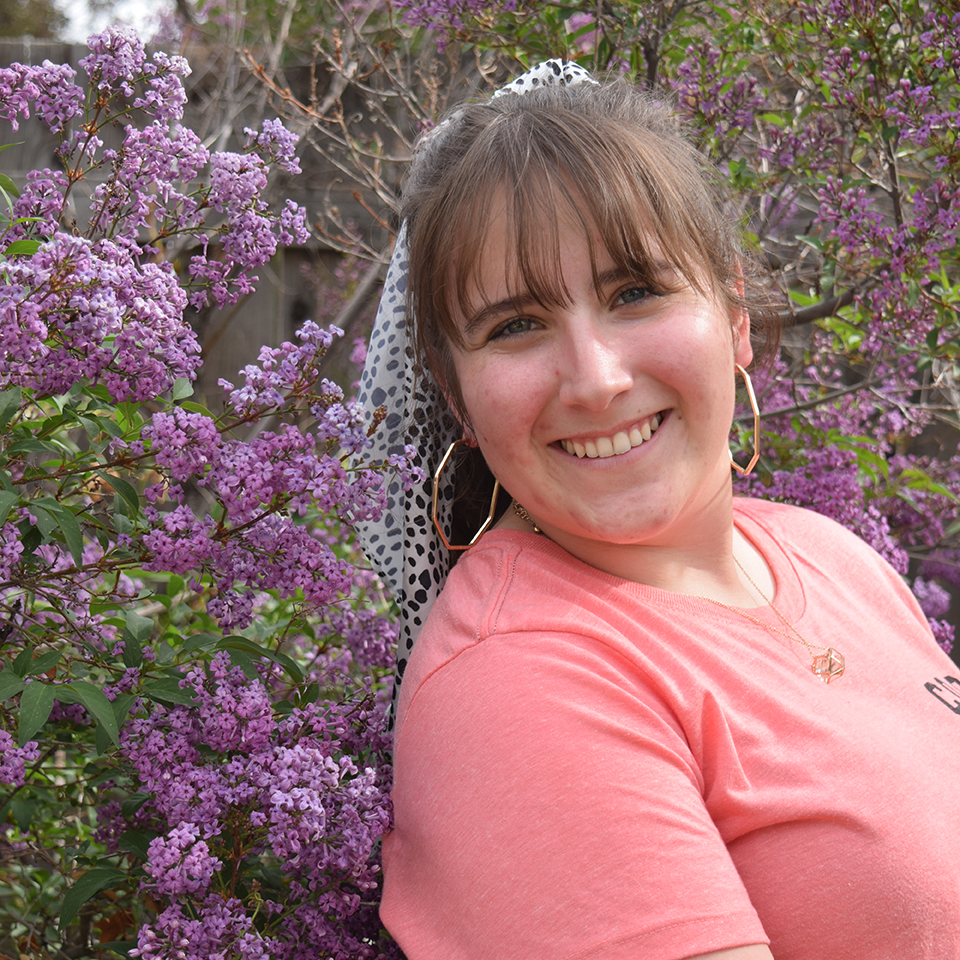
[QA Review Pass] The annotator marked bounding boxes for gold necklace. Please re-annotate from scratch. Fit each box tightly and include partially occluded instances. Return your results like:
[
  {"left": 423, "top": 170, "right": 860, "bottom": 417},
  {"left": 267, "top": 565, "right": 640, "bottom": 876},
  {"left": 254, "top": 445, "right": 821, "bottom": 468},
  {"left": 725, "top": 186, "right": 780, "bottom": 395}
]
[
  {"left": 698, "top": 557, "right": 845, "bottom": 683},
  {"left": 512, "top": 501, "right": 542, "bottom": 534},
  {"left": 511, "top": 500, "right": 844, "bottom": 684}
]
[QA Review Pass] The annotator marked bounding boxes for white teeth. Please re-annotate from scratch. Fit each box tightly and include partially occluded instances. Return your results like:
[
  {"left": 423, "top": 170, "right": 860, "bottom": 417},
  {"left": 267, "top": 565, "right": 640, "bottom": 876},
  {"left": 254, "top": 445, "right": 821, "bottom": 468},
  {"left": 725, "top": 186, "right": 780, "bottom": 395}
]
[
  {"left": 561, "top": 413, "right": 664, "bottom": 460},
  {"left": 596, "top": 436, "right": 614, "bottom": 458}
]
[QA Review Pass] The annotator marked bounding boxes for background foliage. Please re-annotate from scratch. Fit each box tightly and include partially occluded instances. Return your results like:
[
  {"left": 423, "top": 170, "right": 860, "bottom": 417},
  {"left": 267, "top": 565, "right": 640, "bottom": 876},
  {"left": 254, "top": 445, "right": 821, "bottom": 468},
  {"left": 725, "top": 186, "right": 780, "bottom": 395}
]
[{"left": 0, "top": 1, "right": 958, "bottom": 958}]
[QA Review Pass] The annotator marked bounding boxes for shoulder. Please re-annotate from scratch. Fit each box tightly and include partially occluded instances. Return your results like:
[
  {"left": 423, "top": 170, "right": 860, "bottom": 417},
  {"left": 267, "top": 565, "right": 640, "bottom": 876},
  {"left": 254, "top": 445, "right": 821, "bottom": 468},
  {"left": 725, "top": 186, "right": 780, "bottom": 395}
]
[
  {"left": 735, "top": 495, "right": 891, "bottom": 563},
  {"left": 734, "top": 496, "right": 926, "bottom": 624},
  {"left": 394, "top": 531, "right": 584, "bottom": 727}
]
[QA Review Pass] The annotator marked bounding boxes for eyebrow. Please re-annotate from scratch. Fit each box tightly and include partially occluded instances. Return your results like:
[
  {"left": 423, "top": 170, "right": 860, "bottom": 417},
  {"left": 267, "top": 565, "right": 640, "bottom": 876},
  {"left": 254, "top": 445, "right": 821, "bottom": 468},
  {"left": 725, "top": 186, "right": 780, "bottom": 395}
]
[{"left": 461, "top": 263, "right": 673, "bottom": 338}]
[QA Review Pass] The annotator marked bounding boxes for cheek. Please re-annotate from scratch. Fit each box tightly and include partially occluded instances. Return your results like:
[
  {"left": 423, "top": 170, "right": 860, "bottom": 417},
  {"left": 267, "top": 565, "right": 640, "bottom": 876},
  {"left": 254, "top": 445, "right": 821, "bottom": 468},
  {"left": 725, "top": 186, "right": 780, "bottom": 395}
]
[{"left": 459, "top": 364, "right": 540, "bottom": 447}]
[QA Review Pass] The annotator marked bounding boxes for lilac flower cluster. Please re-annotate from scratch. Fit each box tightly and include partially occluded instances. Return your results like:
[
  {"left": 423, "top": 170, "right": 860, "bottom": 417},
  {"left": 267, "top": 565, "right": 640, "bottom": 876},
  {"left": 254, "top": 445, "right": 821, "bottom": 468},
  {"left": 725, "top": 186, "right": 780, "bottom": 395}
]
[
  {"left": 220, "top": 321, "right": 341, "bottom": 414},
  {"left": 137, "top": 322, "right": 421, "bottom": 629},
  {"left": 672, "top": 42, "right": 764, "bottom": 139},
  {"left": 0, "top": 61, "right": 83, "bottom": 132},
  {"left": 394, "top": 0, "right": 515, "bottom": 49},
  {"left": 0, "top": 234, "right": 199, "bottom": 401},
  {"left": 132, "top": 896, "right": 273, "bottom": 960},
  {"left": 144, "top": 824, "right": 223, "bottom": 897},
  {"left": 245, "top": 119, "right": 302, "bottom": 175},
  {"left": 103, "top": 653, "right": 395, "bottom": 960},
  {"left": 0, "top": 731, "right": 40, "bottom": 787},
  {"left": 0, "top": 522, "right": 24, "bottom": 581},
  {"left": 3, "top": 27, "right": 310, "bottom": 322}
]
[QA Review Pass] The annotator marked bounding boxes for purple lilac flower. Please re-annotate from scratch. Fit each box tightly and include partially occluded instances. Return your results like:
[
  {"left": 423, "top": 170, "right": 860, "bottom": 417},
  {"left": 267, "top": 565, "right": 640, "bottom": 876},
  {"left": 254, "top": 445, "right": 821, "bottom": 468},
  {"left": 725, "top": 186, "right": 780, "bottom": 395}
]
[
  {"left": 0, "top": 731, "right": 40, "bottom": 786},
  {"left": 245, "top": 118, "right": 303, "bottom": 174},
  {"left": 0, "top": 62, "right": 83, "bottom": 132},
  {"left": 929, "top": 619, "right": 955, "bottom": 656},
  {"left": 0, "top": 235, "right": 200, "bottom": 401},
  {"left": 80, "top": 26, "right": 148, "bottom": 97},
  {"left": 912, "top": 576, "right": 952, "bottom": 619},
  {"left": 111, "top": 653, "right": 394, "bottom": 958},
  {"left": 672, "top": 41, "right": 764, "bottom": 138},
  {"left": 144, "top": 823, "right": 223, "bottom": 897}
]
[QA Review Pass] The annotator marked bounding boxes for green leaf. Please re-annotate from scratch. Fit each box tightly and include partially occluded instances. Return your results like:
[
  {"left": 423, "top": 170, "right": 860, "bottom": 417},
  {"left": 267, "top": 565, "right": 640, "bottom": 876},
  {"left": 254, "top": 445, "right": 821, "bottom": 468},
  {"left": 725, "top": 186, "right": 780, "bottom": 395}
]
[
  {"left": 6, "top": 438, "right": 60, "bottom": 457},
  {"left": 124, "top": 610, "right": 153, "bottom": 644},
  {"left": 98, "top": 940, "right": 137, "bottom": 957},
  {"left": 87, "top": 415, "right": 124, "bottom": 438},
  {"left": 11, "top": 646, "right": 32, "bottom": 677},
  {"left": 120, "top": 791, "right": 153, "bottom": 818},
  {"left": 59, "top": 867, "right": 126, "bottom": 933},
  {"left": 18, "top": 681, "right": 56, "bottom": 744},
  {"left": 50, "top": 503, "right": 84, "bottom": 568},
  {"left": 0, "top": 489, "right": 19, "bottom": 526},
  {"left": 143, "top": 677, "right": 198, "bottom": 706},
  {"left": 179, "top": 632, "right": 219, "bottom": 655},
  {"left": 172, "top": 377, "right": 194, "bottom": 400},
  {"left": 96, "top": 471, "right": 139, "bottom": 513},
  {"left": 4, "top": 239, "right": 40, "bottom": 256},
  {"left": 179, "top": 400, "right": 214, "bottom": 416},
  {"left": 11, "top": 798, "right": 39, "bottom": 832},
  {"left": 0, "top": 387, "right": 21, "bottom": 429},
  {"left": 95, "top": 722, "right": 112, "bottom": 755},
  {"left": 112, "top": 693, "right": 136, "bottom": 727},
  {"left": 796, "top": 234, "right": 823, "bottom": 252},
  {"left": 117, "top": 830, "right": 152, "bottom": 861},
  {"left": 0, "top": 173, "right": 19, "bottom": 198},
  {"left": 24, "top": 650, "right": 62, "bottom": 676},
  {"left": 121, "top": 611, "right": 152, "bottom": 668},
  {"left": 26, "top": 504, "right": 57, "bottom": 538},
  {"left": 0, "top": 670, "right": 25, "bottom": 700},
  {"left": 18, "top": 523, "right": 41, "bottom": 558},
  {"left": 216, "top": 636, "right": 304, "bottom": 683},
  {"left": 121, "top": 633, "right": 142, "bottom": 668},
  {"left": 55, "top": 681, "right": 120, "bottom": 746}
]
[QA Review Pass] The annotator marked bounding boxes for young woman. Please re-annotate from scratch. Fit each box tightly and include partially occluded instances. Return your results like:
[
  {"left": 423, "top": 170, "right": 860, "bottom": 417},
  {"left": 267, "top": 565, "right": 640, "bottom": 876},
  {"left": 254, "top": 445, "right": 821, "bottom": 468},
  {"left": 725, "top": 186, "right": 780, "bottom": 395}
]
[{"left": 357, "top": 62, "right": 960, "bottom": 960}]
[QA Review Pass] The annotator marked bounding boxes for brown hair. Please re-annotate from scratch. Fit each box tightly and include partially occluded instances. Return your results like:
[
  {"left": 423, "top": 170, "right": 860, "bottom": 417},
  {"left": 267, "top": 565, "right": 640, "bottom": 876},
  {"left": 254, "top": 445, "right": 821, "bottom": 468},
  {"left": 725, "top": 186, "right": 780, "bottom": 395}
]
[{"left": 402, "top": 78, "right": 780, "bottom": 425}]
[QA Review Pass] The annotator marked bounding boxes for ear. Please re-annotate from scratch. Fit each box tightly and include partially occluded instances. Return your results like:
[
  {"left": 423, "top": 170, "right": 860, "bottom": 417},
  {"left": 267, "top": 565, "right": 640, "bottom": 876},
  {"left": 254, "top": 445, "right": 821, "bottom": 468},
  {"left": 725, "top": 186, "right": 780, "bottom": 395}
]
[
  {"left": 729, "top": 271, "right": 754, "bottom": 368},
  {"left": 732, "top": 304, "right": 754, "bottom": 368}
]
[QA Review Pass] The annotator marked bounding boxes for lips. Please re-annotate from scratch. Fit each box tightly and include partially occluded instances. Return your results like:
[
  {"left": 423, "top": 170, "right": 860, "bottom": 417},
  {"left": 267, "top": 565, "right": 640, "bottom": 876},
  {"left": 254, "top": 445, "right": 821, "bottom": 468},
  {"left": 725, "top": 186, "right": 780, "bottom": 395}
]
[{"left": 560, "top": 413, "right": 663, "bottom": 459}]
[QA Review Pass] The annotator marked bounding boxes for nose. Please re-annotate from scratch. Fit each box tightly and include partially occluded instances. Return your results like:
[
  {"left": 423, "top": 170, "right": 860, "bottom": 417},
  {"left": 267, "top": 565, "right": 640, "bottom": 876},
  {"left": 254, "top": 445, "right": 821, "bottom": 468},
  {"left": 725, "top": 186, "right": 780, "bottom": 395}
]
[{"left": 557, "top": 324, "right": 633, "bottom": 410}]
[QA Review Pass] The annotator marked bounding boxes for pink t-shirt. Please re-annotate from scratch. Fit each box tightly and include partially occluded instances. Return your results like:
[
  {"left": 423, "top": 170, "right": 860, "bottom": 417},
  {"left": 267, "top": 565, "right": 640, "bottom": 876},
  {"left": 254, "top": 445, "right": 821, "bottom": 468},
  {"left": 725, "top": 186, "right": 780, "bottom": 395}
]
[{"left": 381, "top": 499, "right": 960, "bottom": 960}]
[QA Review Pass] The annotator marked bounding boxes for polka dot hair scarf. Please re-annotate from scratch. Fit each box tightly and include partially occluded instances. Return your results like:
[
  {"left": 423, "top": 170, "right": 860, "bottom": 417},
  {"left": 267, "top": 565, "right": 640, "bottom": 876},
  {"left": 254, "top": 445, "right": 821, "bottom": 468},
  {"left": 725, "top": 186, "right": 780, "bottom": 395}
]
[{"left": 354, "top": 61, "right": 598, "bottom": 716}]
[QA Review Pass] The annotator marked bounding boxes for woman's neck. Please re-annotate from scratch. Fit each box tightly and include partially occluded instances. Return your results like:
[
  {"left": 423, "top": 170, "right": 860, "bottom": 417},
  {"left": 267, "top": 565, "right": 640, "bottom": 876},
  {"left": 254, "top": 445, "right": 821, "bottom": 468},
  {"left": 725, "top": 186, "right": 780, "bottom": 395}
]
[{"left": 501, "top": 494, "right": 775, "bottom": 608}]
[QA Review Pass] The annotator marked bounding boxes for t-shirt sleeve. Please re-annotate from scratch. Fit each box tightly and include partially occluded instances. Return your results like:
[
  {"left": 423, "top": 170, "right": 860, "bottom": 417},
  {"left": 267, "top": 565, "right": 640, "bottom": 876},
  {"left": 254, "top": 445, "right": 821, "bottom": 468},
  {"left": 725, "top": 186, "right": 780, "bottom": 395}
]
[{"left": 381, "top": 630, "right": 769, "bottom": 960}]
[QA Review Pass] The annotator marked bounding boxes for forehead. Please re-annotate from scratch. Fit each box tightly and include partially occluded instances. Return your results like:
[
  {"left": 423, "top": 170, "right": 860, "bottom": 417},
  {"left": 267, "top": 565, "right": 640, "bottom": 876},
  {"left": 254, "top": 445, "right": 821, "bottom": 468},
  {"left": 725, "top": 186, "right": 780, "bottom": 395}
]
[{"left": 447, "top": 183, "right": 691, "bottom": 328}]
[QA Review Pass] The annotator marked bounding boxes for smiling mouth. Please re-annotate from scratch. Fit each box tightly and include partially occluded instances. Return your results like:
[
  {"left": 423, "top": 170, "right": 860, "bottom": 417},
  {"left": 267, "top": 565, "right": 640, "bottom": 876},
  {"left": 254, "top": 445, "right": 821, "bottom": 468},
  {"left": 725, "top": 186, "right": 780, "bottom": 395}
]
[{"left": 560, "top": 413, "right": 664, "bottom": 459}]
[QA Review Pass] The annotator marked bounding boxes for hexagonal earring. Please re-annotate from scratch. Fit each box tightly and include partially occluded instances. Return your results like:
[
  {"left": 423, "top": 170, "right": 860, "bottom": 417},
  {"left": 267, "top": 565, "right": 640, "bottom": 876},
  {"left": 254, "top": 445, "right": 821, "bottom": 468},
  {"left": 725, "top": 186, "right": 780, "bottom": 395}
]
[
  {"left": 431, "top": 438, "right": 501, "bottom": 551},
  {"left": 731, "top": 363, "right": 760, "bottom": 476}
]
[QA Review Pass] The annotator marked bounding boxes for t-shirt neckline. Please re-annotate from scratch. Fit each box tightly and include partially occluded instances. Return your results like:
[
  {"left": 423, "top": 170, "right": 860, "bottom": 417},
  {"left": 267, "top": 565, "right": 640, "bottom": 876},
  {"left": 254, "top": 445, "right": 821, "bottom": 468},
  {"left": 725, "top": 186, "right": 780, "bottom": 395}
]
[{"left": 475, "top": 498, "right": 808, "bottom": 625}]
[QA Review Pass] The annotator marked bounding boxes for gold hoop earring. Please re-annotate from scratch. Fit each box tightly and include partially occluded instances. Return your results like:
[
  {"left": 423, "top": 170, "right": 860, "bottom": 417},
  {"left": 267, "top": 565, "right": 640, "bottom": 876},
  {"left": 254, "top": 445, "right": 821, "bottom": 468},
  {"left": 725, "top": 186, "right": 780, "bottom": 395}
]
[
  {"left": 731, "top": 363, "right": 760, "bottom": 476},
  {"left": 431, "top": 438, "right": 501, "bottom": 551}
]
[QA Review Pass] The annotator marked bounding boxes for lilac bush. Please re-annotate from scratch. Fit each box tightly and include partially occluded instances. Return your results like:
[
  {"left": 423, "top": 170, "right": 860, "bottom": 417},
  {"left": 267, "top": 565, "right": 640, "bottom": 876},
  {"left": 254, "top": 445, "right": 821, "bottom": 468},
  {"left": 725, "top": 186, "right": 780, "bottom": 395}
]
[{"left": 0, "top": 27, "right": 416, "bottom": 958}]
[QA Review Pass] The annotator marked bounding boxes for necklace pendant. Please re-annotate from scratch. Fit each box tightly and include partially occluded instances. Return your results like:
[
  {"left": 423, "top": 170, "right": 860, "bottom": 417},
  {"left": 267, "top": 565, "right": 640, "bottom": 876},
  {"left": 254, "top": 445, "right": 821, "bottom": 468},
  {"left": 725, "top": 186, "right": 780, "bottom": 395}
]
[{"left": 811, "top": 648, "right": 845, "bottom": 683}]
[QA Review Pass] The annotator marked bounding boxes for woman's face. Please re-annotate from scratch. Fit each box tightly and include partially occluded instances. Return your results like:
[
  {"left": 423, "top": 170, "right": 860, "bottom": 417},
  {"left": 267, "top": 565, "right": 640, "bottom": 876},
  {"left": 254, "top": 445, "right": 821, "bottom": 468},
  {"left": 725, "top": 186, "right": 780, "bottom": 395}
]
[{"left": 449, "top": 206, "right": 753, "bottom": 563}]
